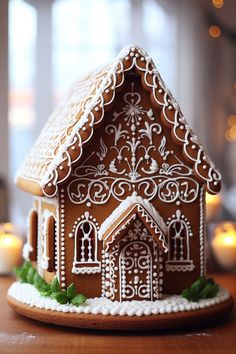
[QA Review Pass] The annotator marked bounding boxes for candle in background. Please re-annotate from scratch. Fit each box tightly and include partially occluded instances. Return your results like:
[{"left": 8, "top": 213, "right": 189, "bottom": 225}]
[
  {"left": 0, "top": 223, "right": 23, "bottom": 274},
  {"left": 206, "top": 192, "right": 221, "bottom": 221},
  {"left": 212, "top": 222, "right": 236, "bottom": 270}
]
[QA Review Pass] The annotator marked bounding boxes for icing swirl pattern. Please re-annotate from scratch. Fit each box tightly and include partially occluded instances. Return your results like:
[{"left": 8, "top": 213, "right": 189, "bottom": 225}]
[{"left": 16, "top": 45, "right": 221, "bottom": 196}]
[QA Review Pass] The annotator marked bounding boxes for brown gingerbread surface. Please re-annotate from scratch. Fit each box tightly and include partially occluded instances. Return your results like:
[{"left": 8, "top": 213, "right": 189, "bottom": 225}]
[{"left": 15, "top": 45, "right": 222, "bottom": 309}]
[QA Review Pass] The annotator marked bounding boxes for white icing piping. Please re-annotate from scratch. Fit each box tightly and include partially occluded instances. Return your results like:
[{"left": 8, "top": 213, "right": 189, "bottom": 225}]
[
  {"left": 98, "top": 193, "right": 167, "bottom": 239},
  {"left": 40, "top": 45, "right": 132, "bottom": 188},
  {"left": 98, "top": 193, "right": 168, "bottom": 252},
  {"left": 8, "top": 282, "right": 230, "bottom": 317},
  {"left": 16, "top": 44, "right": 221, "bottom": 196}
]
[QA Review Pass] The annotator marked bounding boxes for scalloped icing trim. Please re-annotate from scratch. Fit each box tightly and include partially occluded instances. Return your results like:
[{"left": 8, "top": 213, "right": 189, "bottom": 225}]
[
  {"left": 16, "top": 44, "right": 221, "bottom": 196},
  {"left": 8, "top": 282, "right": 230, "bottom": 317}
]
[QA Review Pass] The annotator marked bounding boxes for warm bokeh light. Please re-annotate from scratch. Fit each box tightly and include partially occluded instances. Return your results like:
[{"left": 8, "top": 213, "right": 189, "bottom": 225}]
[
  {"left": 228, "top": 115, "right": 236, "bottom": 126},
  {"left": 225, "top": 115, "right": 236, "bottom": 142},
  {"left": 0, "top": 234, "right": 22, "bottom": 247},
  {"left": 206, "top": 192, "right": 221, "bottom": 221},
  {"left": 212, "top": 222, "right": 236, "bottom": 269},
  {"left": 0, "top": 232, "right": 23, "bottom": 274},
  {"left": 213, "top": 223, "right": 236, "bottom": 247},
  {"left": 212, "top": 0, "right": 224, "bottom": 8},
  {"left": 228, "top": 126, "right": 236, "bottom": 140},
  {"left": 209, "top": 25, "right": 222, "bottom": 38}
]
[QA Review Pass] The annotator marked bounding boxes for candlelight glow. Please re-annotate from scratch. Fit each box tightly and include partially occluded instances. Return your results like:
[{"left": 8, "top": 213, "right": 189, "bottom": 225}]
[
  {"left": 212, "top": 0, "right": 224, "bottom": 8},
  {"left": 212, "top": 222, "right": 236, "bottom": 269},
  {"left": 0, "top": 234, "right": 22, "bottom": 248},
  {"left": 206, "top": 192, "right": 221, "bottom": 221},
  {"left": 213, "top": 223, "right": 236, "bottom": 247},
  {"left": 0, "top": 227, "right": 23, "bottom": 274},
  {"left": 209, "top": 25, "right": 222, "bottom": 38},
  {"left": 206, "top": 192, "right": 221, "bottom": 205}
]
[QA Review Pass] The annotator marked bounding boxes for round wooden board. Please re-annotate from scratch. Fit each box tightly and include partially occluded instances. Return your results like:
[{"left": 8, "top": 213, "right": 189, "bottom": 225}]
[{"left": 7, "top": 294, "right": 234, "bottom": 331}]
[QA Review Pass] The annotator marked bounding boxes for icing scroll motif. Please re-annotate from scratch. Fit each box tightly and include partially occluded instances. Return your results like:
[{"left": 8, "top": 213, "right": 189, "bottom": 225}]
[
  {"left": 165, "top": 210, "right": 195, "bottom": 272},
  {"left": 69, "top": 212, "right": 101, "bottom": 274},
  {"left": 119, "top": 241, "right": 152, "bottom": 301},
  {"left": 102, "top": 219, "right": 163, "bottom": 301},
  {"left": 67, "top": 83, "right": 199, "bottom": 205}
]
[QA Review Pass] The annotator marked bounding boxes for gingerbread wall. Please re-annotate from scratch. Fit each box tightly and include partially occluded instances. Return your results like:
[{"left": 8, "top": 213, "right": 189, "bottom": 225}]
[{"left": 55, "top": 72, "right": 205, "bottom": 299}]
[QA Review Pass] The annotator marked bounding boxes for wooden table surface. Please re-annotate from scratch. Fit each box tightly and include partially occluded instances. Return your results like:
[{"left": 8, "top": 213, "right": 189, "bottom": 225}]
[{"left": 0, "top": 274, "right": 235, "bottom": 354}]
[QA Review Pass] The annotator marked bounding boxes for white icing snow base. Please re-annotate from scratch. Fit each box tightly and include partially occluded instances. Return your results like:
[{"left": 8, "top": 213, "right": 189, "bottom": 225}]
[{"left": 8, "top": 282, "right": 230, "bottom": 317}]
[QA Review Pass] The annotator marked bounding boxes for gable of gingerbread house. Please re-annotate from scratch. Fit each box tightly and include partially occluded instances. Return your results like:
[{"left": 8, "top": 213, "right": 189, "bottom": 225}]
[{"left": 15, "top": 45, "right": 221, "bottom": 197}]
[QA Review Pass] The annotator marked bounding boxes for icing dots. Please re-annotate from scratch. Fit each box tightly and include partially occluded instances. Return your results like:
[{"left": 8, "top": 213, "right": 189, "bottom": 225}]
[{"left": 8, "top": 282, "right": 230, "bottom": 317}]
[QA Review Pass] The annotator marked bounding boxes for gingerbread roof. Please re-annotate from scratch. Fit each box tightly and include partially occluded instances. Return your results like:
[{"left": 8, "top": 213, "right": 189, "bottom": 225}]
[
  {"left": 15, "top": 45, "right": 221, "bottom": 196},
  {"left": 98, "top": 194, "right": 168, "bottom": 253}
]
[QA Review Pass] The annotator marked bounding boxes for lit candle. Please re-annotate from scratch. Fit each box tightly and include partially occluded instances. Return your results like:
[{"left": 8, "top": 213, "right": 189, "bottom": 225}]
[
  {"left": 212, "top": 222, "right": 236, "bottom": 269},
  {"left": 0, "top": 228, "right": 23, "bottom": 274},
  {"left": 206, "top": 192, "right": 221, "bottom": 221}
]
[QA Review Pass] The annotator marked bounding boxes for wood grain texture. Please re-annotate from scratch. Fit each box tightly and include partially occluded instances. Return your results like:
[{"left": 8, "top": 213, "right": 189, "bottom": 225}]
[{"left": 0, "top": 274, "right": 236, "bottom": 354}]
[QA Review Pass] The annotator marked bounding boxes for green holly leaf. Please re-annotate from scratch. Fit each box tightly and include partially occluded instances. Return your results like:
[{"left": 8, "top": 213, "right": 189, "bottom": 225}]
[
  {"left": 51, "top": 277, "right": 60, "bottom": 292},
  {"left": 181, "top": 288, "right": 200, "bottom": 302},
  {"left": 206, "top": 277, "right": 215, "bottom": 285},
  {"left": 50, "top": 291, "right": 62, "bottom": 299},
  {"left": 33, "top": 273, "right": 46, "bottom": 290},
  {"left": 66, "top": 283, "right": 77, "bottom": 300},
  {"left": 22, "top": 261, "right": 31, "bottom": 271},
  {"left": 191, "top": 277, "right": 207, "bottom": 293},
  {"left": 13, "top": 266, "right": 22, "bottom": 278},
  {"left": 40, "top": 289, "right": 52, "bottom": 297},
  {"left": 182, "top": 276, "right": 219, "bottom": 302},
  {"left": 200, "top": 282, "right": 219, "bottom": 299},
  {"left": 26, "top": 267, "right": 36, "bottom": 284},
  {"left": 39, "top": 282, "right": 51, "bottom": 292},
  {"left": 71, "top": 294, "right": 87, "bottom": 306},
  {"left": 19, "top": 267, "right": 29, "bottom": 283},
  {"left": 206, "top": 283, "right": 219, "bottom": 298},
  {"left": 52, "top": 292, "right": 69, "bottom": 304}
]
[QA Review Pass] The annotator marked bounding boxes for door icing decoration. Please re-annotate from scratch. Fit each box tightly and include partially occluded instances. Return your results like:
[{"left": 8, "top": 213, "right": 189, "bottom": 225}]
[
  {"left": 102, "top": 219, "right": 163, "bottom": 301},
  {"left": 119, "top": 241, "right": 152, "bottom": 301}
]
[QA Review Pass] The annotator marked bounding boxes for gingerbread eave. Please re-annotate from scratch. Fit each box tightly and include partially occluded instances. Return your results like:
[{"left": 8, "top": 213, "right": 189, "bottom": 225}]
[{"left": 15, "top": 44, "right": 222, "bottom": 197}]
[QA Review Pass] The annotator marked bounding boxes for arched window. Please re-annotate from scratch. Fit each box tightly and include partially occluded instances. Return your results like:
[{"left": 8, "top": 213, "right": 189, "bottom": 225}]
[
  {"left": 75, "top": 221, "right": 96, "bottom": 263},
  {"left": 46, "top": 215, "right": 56, "bottom": 272},
  {"left": 23, "top": 208, "right": 38, "bottom": 262},
  {"left": 168, "top": 219, "right": 189, "bottom": 262},
  {"left": 70, "top": 212, "right": 101, "bottom": 274},
  {"left": 41, "top": 210, "right": 56, "bottom": 273},
  {"left": 165, "top": 210, "right": 194, "bottom": 272}
]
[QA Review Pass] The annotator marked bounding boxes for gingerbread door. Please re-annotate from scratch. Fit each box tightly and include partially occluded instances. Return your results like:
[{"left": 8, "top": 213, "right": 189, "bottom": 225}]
[{"left": 102, "top": 218, "right": 164, "bottom": 302}]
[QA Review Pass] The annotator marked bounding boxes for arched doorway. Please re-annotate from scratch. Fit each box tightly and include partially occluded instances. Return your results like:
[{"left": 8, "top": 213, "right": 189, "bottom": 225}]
[{"left": 102, "top": 218, "right": 165, "bottom": 302}]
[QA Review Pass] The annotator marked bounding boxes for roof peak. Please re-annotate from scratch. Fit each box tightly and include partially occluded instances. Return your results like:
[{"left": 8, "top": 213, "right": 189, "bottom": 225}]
[{"left": 16, "top": 45, "right": 221, "bottom": 196}]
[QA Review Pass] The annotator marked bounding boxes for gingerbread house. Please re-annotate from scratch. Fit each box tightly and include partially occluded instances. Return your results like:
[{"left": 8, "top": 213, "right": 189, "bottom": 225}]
[{"left": 16, "top": 45, "right": 221, "bottom": 302}]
